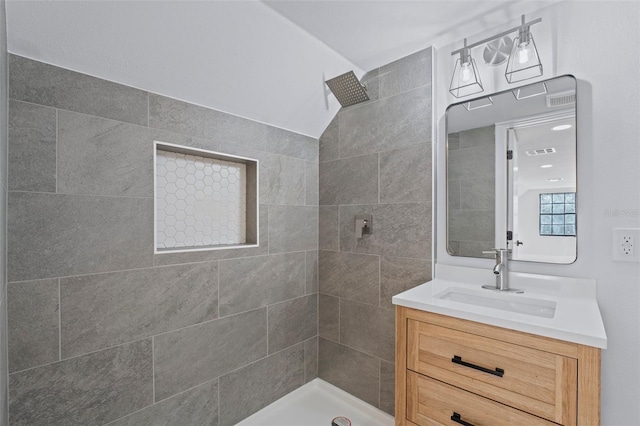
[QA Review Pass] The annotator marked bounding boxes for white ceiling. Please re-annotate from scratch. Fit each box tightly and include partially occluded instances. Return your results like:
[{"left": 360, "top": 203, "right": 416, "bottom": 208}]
[{"left": 6, "top": 0, "right": 559, "bottom": 138}]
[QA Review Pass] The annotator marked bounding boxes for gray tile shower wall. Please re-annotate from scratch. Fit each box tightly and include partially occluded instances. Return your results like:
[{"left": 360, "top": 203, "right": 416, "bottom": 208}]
[
  {"left": 6, "top": 55, "right": 319, "bottom": 425},
  {"left": 0, "top": 2, "right": 9, "bottom": 423},
  {"left": 318, "top": 47, "right": 433, "bottom": 415}
]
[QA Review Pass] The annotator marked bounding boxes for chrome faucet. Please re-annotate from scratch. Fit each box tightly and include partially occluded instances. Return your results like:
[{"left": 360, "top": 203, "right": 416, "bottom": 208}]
[{"left": 482, "top": 248, "right": 523, "bottom": 293}]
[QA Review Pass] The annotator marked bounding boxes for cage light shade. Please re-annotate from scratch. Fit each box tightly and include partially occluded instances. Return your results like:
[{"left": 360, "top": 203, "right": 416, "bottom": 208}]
[
  {"left": 505, "top": 33, "right": 543, "bottom": 83},
  {"left": 449, "top": 57, "right": 484, "bottom": 98}
]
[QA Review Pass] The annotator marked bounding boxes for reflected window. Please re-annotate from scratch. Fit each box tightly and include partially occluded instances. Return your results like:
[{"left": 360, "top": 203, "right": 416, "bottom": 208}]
[{"left": 539, "top": 192, "right": 576, "bottom": 236}]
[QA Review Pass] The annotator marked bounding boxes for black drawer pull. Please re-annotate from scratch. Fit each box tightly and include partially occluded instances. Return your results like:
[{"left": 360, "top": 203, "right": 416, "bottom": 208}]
[
  {"left": 451, "top": 355, "right": 505, "bottom": 377},
  {"left": 451, "top": 412, "right": 475, "bottom": 426}
]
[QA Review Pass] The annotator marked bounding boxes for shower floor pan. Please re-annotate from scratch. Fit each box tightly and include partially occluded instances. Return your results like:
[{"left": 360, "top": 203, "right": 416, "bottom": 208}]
[{"left": 236, "top": 378, "right": 394, "bottom": 426}]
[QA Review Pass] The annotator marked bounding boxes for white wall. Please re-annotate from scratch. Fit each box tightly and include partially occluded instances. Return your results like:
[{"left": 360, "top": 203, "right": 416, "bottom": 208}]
[
  {"left": 435, "top": 2, "right": 640, "bottom": 424},
  {"left": 515, "top": 187, "right": 576, "bottom": 263}
]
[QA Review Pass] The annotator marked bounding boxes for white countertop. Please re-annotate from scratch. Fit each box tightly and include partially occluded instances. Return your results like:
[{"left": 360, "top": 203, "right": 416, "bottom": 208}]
[{"left": 392, "top": 264, "right": 607, "bottom": 349}]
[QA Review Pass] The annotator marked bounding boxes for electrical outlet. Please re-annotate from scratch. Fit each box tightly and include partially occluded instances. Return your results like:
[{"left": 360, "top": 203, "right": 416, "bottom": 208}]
[{"left": 613, "top": 228, "right": 640, "bottom": 262}]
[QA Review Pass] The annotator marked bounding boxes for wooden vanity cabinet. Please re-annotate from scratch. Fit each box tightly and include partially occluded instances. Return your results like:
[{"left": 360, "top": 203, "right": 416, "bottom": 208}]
[{"left": 395, "top": 306, "right": 601, "bottom": 426}]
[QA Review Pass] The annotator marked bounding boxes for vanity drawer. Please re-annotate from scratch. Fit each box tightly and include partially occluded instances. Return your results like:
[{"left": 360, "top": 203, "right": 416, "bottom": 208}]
[
  {"left": 407, "top": 319, "right": 577, "bottom": 425},
  {"left": 407, "top": 371, "right": 557, "bottom": 426}
]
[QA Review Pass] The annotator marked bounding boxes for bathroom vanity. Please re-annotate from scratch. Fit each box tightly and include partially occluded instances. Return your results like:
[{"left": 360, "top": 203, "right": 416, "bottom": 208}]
[{"left": 393, "top": 264, "right": 607, "bottom": 426}]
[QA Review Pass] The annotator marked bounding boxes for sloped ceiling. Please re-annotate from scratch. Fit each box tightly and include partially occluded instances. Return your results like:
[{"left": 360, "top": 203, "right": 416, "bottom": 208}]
[{"left": 6, "top": 0, "right": 558, "bottom": 138}]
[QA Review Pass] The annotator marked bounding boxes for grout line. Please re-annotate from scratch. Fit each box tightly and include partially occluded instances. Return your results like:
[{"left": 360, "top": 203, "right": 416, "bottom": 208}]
[
  {"left": 318, "top": 336, "right": 390, "bottom": 365},
  {"left": 7, "top": 189, "right": 153, "bottom": 200},
  {"left": 266, "top": 306, "right": 270, "bottom": 355},
  {"left": 7, "top": 248, "right": 316, "bottom": 285},
  {"left": 151, "top": 336, "right": 155, "bottom": 403},
  {"left": 147, "top": 92, "right": 150, "bottom": 128},
  {"left": 216, "top": 261, "right": 220, "bottom": 319},
  {"left": 377, "top": 152, "right": 381, "bottom": 204},
  {"left": 58, "top": 278, "right": 61, "bottom": 361},
  {"left": 55, "top": 108, "right": 58, "bottom": 194},
  {"left": 378, "top": 359, "right": 382, "bottom": 409},
  {"left": 337, "top": 297, "right": 341, "bottom": 343},
  {"left": 318, "top": 140, "right": 431, "bottom": 164},
  {"left": 103, "top": 378, "right": 218, "bottom": 425},
  {"left": 217, "top": 377, "right": 220, "bottom": 426},
  {"left": 9, "top": 335, "right": 153, "bottom": 376},
  {"left": 378, "top": 255, "right": 381, "bottom": 308}
]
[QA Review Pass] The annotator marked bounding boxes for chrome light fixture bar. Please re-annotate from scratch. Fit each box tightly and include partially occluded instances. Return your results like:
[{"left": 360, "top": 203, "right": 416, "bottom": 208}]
[{"left": 450, "top": 15, "right": 543, "bottom": 98}]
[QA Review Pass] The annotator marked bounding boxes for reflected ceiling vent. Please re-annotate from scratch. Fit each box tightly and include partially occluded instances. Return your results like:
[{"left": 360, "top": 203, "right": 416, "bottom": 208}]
[
  {"left": 546, "top": 90, "right": 576, "bottom": 108},
  {"left": 526, "top": 147, "right": 556, "bottom": 156},
  {"left": 325, "top": 71, "right": 370, "bottom": 108}
]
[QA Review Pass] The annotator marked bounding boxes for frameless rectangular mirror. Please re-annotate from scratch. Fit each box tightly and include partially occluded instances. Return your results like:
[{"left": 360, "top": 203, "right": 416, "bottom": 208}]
[{"left": 446, "top": 75, "right": 577, "bottom": 264}]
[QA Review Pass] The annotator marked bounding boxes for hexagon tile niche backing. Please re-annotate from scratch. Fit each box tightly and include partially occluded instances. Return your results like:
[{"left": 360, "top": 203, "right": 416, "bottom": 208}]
[{"left": 156, "top": 149, "right": 247, "bottom": 250}]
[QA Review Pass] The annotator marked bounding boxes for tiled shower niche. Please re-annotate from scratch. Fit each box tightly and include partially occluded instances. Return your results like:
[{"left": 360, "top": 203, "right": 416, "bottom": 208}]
[{"left": 154, "top": 141, "right": 258, "bottom": 253}]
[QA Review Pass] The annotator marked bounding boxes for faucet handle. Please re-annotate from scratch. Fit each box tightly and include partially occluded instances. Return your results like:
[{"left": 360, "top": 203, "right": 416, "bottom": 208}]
[{"left": 482, "top": 248, "right": 499, "bottom": 256}]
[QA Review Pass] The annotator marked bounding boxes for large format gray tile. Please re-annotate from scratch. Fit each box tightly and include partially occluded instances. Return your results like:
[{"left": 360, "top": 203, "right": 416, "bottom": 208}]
[
  {"left": 318, "top": 338, "right": 379, "bottom": 407},
  {"left": 8, "top": 192, "right": 153, "bottom": 282},
  {"left": 457, "top": 125, "right": 495, "bottom": 148},
  {"left": 268, "top": 295, "right": 317, "bottom": 354},
  {"left": 305, "top": 250, "right": 318, "bottom": 294},
  {"left": 339, "top": 86, "right": 431, "bottom": 158},
  {"left": 319, "top": 251, "right": 379, "bottom": 306},
  {"left": 460, "top": 176, "right": 495, "bottom": 210},
  {"left": 319, "top": 293, "right": 339, "bottom": 342},
  {"left": 339, "top": 203, "right": 431, "bottom": 259},
  {"left": 8, "top": 100, "right": 56, "bottom": 192},
  {"left": 57, "top": 111, "right": 153, "bottom": 197},
  {"left": 9, "top": 339, "right": 152, "bottom": 426},
  {"left": 8, "top": 279, "right": 59, "bottom": 373},
  {"left": 218, "top": 143, "right": 305, "bottom": 206},
  {"left": 380, "top": 145, "right": 431, "bottom": 204},
  {"left": 265, "top": 126, "right": 318, "bottom": 161},
  {"left": 379, "top": 47, "right": 432, "bottom": 99},
  {"left": 319, "top": 154, "right": 378, "bottom": 205},
  {"left": 304, "top": 337, "right": 318, "bottom": 384},
  {"left": 268, "top": 205, "right": 318, "bottom": 253},
  {"left": 219, "top": 253, "right": 305, "bottom": 317},
  {"left": 448, "top": 209, "right": 494, "bottom": 242},
  {"left": 339, "top": 299, "right": 395, "bottom": 362},
  {"left": 154, "top": 308, "right": 267, "bottom": 401},
  {"left": 380, "top": 360, "right": 395, "bottom": 415},
  {"left": 319, "top": 206, "right": 339, "bottom": 251},
  {"left": 9, "top": 55, "right": 148, "bottom": 126},
  {"left": 306, "top": 161, "right": 319, "bottom": 206},
  {"left": 380, "top": 256, "right": 431, "bottom": 309},
  {"left": 149, "top": 94, "right": 266, "bottom": 151},
  {"left": 108, "top": 380, "right": 218, "bottom": 426},
  {"left": 219, "top": 343, "right": 304, "bottom": 426},
  {"left": 319, "top": 115, "right": 339, "bottom": 163},
  {"left": 153, "top": 204, "right": 268, "bottom": 266},
  {"left": 61, "top": 262, "right": 218, "bottom": 358},
  {"left": 263, "top": 154, "right": 306, "bottom": 205},
  {"left": 447, "top": 144, "right": 494, "bottom": 181}
]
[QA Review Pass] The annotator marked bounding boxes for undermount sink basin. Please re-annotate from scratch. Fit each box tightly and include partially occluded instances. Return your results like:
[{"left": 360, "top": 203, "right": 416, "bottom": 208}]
[{"left": 436, "top": 287, "right": 557, "bottom": 318}]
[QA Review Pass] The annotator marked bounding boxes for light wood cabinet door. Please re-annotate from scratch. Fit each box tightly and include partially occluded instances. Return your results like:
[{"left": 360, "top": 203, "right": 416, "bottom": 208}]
[
  {"left": 407, "top": 319, "right": 577, "bottom": 425},
  {"left": 407, "top": 372, "right": 558, "bottom": 426}
]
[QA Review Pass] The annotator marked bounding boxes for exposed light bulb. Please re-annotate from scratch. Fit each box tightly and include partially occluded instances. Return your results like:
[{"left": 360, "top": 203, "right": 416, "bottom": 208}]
[
  {"left": 517, "top": 42, "right": 531, "bottom": 64},
  {"left": 460, "top": 62, "right": 472, "bottom": 82}
]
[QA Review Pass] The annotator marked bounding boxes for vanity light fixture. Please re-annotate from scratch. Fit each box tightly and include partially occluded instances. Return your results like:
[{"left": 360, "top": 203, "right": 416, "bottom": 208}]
[
  {"left": 449, "top": 14, "right": 543, "bottom": 98},
  {"left": 552, "top": 124, "right": 573, "bottom": 131},
  {"left": 449, "top": 39, "right": 484, "bottom": 98}
]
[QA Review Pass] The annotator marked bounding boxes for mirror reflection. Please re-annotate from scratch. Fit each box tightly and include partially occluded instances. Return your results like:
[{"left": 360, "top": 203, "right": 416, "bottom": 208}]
[{"left": 446, "top": 75, "right": 577, "bottom": 264}]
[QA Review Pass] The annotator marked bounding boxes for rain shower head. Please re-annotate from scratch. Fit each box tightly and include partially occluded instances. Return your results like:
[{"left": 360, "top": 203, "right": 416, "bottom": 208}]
[{"left": 325, "top": 71, "right": 369, "bottom": 108}]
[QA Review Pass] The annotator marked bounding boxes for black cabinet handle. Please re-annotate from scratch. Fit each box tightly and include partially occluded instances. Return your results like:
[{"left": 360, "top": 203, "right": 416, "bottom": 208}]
[
  {"left": 451, "top": 355, "right": 504, "bottom": 377},
  {"left": 451, "top": 412, "right": 475, "bottom": 426}
]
